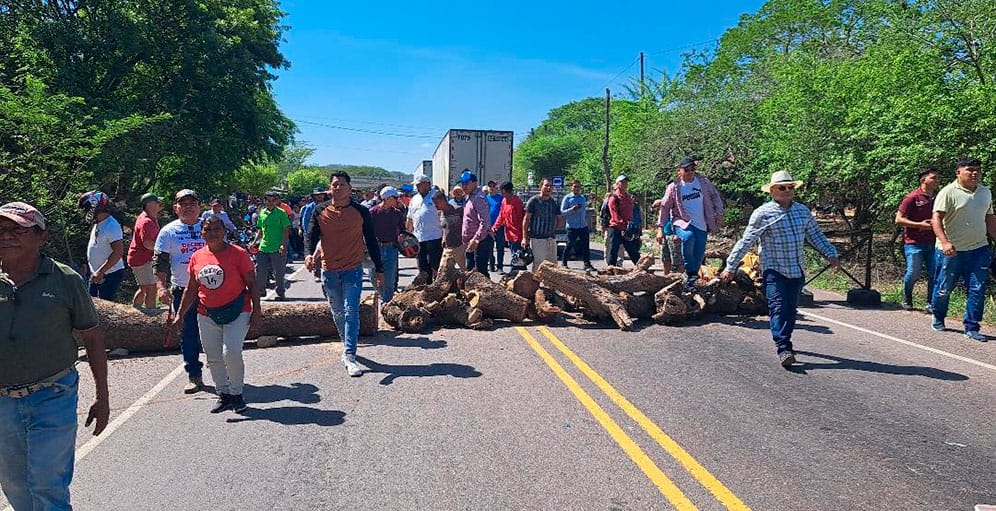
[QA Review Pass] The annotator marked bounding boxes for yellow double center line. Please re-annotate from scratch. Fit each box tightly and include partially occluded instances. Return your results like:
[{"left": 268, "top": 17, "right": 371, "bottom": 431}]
[{"left": 515, "top": 326, "right": 750, "bottom": 511}]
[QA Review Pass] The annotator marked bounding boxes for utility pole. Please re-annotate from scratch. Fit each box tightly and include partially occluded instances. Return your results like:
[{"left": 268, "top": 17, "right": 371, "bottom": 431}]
[
  {"left": 602, "top": 88, "right": 611, "bottom": 193},
  {"left": 639, "top": 51, "right": 645, "bottom": 96}
]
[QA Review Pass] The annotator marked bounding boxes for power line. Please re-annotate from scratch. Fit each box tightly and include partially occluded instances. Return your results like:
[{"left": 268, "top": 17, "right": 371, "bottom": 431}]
[
  {"left": 293, "top": 119, "right": 438, "bottom": 139},
  {"left": 288, "top": 114, "right": 447, "bottom": 133},
  {"left": 647, "top": 39, "right": 720, "bottom": 56}
]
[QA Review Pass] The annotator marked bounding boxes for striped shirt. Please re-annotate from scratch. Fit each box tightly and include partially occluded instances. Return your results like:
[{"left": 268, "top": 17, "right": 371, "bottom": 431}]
[
  {"left": 526, "top": 195, "right": 559, "bottom": 239},
  {"left": 725, "top": 201, "right": 838, "bottom": 279}
]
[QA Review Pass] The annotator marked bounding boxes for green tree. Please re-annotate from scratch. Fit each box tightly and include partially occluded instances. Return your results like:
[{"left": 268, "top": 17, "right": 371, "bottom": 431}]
[{"left": 287, "top": 167, "right": 329, "bottom": 196}]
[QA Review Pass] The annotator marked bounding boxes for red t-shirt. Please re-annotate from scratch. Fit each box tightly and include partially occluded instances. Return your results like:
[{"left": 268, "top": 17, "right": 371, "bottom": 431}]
[
  {"left": 126, "top": 211, "right": 159, "bottom": 267},
  {"left": 188, "top": 244, "right": 254, "bottom": 315},
  {"left": 897, "top": 188, "right": 936, "bottom": 246}
]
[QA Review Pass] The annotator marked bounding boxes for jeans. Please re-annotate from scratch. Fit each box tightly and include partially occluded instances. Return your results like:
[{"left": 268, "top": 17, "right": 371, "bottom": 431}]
[
  {"left": 254, "top": 251, "right": 287, "bottom": 297},
  {"left": 197, "top": 312, "right": 250, "bottom": 396},
  {"left": 932, "top": 245, "right": 991, "bottom": 333},
  {"left": 492, "top": 226, "right": 506, "bottom": 270},
  {"left": 472, "top": 236, "right": 494, "bottom": 276},
  {"left": 369, "top": 245, "right": 399, "bottom": 302},
  {"left": 88, "top": 267, "right": 125, "bottom": 301},
  {"left": 902, "top": 242, "right": 936, "bottom": 306},
  {"left": 417, "top": 239, "right": 443, "bottom": 280},
  {"left": 0, "top": 369, "right": 79, "bottom": 511},
  {"left": 764, "top": 269, "right": 804, "bottom": 354},
  {"left": 607, "top": 228, "right": 641, "bottom": 266},
  {"left": 172, "top": 287, "right": 203, "bottom": 378},
  {"left": 675, "top": 224, "right": 708, "bottom": 279},
  {"left": 562, "top": 227, "right": 591, "bottom": 265},
  {"left": 322, "top": 265, "right": 364, "bottom": 356}
]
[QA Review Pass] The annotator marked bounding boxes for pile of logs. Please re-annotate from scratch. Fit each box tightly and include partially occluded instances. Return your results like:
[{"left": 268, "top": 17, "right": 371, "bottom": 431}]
[{"left": 382, "top": 254, "right": 769, "bottom": 333}]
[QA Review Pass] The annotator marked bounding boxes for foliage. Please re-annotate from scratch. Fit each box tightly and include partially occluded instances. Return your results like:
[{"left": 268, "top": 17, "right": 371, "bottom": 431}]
[
  {"left": 287, "top": 167, "right": 329, "bottom": 196},
  {"left": 232, "top": 161, "right": 280, "bottom": 197}
]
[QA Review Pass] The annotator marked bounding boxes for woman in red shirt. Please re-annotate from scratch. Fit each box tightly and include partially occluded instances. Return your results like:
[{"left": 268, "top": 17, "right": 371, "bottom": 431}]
[{"left": 174, "top": 216, "right": 261, "bottom": 413}]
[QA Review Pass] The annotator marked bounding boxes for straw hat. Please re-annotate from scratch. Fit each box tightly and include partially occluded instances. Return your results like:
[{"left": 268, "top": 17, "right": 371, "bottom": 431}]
[{"left": 761, "top": 170, "right": 805, "bottom": 193}]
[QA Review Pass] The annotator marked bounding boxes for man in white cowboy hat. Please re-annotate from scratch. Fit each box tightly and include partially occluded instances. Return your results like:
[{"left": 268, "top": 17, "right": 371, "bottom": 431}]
[{"left": 721, "top": 170, "right": 839, "bottom": 368}]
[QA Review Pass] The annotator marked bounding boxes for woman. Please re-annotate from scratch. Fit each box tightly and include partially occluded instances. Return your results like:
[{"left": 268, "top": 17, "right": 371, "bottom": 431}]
[{"left": 174, "top": 216, "right": 261, "bottom": 413}]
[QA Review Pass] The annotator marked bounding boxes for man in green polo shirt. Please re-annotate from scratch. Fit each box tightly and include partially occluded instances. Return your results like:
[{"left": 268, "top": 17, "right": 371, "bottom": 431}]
[
  {"left": 931, "top": 158, "right": 996, "bottom": 341},
  {"left": 0, "top": 201, "right": 109, "bottom": 510},
  {"left": 251, "top": 191, "right": 291, "bottom": 300}
]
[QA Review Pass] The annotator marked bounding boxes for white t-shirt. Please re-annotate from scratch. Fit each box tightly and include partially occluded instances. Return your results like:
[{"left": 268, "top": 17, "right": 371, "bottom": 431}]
[
  {"left": 679, "top": 177, "right": 707, "bottom": 231},
  {"left": 87, "top": 216, "right": 125, "bottom": 274},
  {"left": 406, "top": 191, "right": 442, "bottom": 242},
  {"left": 154, "top": 219, "right": 206, "bottom": 287}
]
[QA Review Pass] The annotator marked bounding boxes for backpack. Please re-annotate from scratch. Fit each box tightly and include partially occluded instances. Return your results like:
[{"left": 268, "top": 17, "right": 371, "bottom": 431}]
[{"left": 599, "top": 199, "right": 611, "bottom": 228}]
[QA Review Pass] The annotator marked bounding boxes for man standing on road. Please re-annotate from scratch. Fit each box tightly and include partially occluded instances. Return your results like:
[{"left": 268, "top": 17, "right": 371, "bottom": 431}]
[
  {"left": 128, "top": 193, "right": 162, "bottom": 310},
  {"left": 722, "top": 171, "right": 839, "bottom": 367},
  {"left": 305, "top": 171, "right": 384, "bottom": 377},
  {"left": 561, "top": 180, "right": 595, "bottom": 271},
  {"left": 154, "top": 189, "right": 208, "bottom": 393},
  {"left": 406, "top": 174, "right": 444, "bottom": 280},
  {"left": 930, "top": 158, "right": 996, "bottom": 341},
  {"left": 486, "top": 181, "right": 506, "bottom": 273},
  {"left": 895, "top": 166, "right": 939, "bottom": 312},
  {"left": 606, "top": 176, "right": 642, "bottom": 267},
  {"left": 369, "top": 186, "right": 406, "bottom": 303},
  {"left": 79, "top": 191, "right": 126, "bottom": 301},
  {"left": 461, "top": 170, "right": 494, "bottom": 276},
  {"left": 0, "top": 201, "right": 109, "bottom": 511},
  {"left": 301, "top": 187, "right": 326, "bottom": 282},
  {"left": 522, "top": 178, "right": 560, "bottom": 271},
  {"left": 659, "top": 157, "right": 725, "bottom": 289},
  {"left": 252, "top": 191, "right": 291, "bottom": 301},
  {"left": 494, "top": 181, "right": 525, "bottom": 264}
]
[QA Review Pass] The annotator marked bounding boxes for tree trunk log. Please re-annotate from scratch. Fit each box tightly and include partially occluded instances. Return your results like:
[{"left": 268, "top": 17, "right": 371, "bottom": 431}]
[
  {"left": 623, "top": 292, "right": 656, "bottom": 319},
  {"left": 424, "top": 293, "right": 486, "bottom": 327},
  {"left": 506, "top": 271, "right": 540, "bottom": 299},
  {"left": 533, "top": 288, "right": 562, "bottom": 322},
  {"left": 462, "top": 271, "right": 530, "bottom": 322},
  {"left": 533, "top": 261, "right": 634, "bottom": 330}
]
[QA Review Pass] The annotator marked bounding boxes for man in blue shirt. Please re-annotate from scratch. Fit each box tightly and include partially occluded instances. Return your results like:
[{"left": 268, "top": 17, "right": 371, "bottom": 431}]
[
  {"left": 300, "top": 187, "right": 326, "bottom": 282},
  {"left": 561, "top": 180, "right": 595, "bottom": 271},
  {"left": 485, "top": 181, "right": 506, "bottom": 273}
]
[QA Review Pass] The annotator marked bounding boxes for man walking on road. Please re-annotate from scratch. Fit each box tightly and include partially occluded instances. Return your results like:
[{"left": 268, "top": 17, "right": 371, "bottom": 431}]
[
  {"left": 406, "top": 174, "right": 444, "bottom": 281},
  {"left": 252, "top": 191, "right": 291, "bottom": 301},
  {"left": 155, "top": 189, "right": 208, "bottom": 393},
  {"left": 930, "top": 158, "right": 996, "bottom": 341},
  {"left": 722, "top": 171, "right": 839, "bottom": 367},
  {"left": 561, "top": 180, "right": 595, "bottom": 270},
  {"left": 659, "top": 157, "right": 725, "bottom": 289},
  {"left": 306, "top": 171, "right": 384, "bottom": 377},
  {"left": 523, "top": 178, "right": 561, "bottom": 271},
  {"left": 79, "top": 191, "right": 126, "bottom": 301},
  {"left": 895, "top": 166, "right": 939, "bottom": 312},
  {"left": 606, "top": 176, "right": 642, "bottom": 267},
  {"left": 494, "top": 181, "right": 525, "bottom": 264},
  {"left": 461, "top": 170, "right": 494, "bottom": 276},
  {"left": 0, "top": 201, "right": 109, "bottom": 511},
  {"left": 369, "top": 186, "right": 405, "bottom": 303}
]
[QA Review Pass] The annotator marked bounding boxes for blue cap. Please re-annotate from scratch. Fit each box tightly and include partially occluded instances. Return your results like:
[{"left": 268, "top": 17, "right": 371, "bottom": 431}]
[{"left": 458, "top": 169, "right": 478, "bottom": 184}]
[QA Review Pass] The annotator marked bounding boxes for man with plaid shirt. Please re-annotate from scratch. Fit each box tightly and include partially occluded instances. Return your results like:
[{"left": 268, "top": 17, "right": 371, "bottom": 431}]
[{"left": 722, "top": 171, "right": 839, "bottom": 367}]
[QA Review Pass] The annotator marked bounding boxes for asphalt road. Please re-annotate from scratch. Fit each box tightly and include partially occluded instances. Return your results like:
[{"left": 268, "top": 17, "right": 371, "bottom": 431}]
[{"left": 3, "top": 252, "right": 995, "bottom": 510}]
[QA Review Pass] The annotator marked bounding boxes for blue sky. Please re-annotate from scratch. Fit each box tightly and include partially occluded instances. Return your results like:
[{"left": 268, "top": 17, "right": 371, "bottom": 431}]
[{"left": 273, "top": 1, "right": 767, "bottom": 174}]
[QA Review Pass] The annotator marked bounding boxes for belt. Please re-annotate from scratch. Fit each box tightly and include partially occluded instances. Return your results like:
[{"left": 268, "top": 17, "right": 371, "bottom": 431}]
[
  {"left": 0, "top": 367, "right": 74, "bottom": 399},
  {"left": 379, "top": 240, "right": 396, "bottom": 245}
]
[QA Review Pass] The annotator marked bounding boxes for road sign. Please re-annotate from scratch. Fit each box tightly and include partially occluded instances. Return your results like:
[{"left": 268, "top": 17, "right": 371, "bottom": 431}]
[{"left": 551, "top": 176, "right": 564, "bottom": 188}]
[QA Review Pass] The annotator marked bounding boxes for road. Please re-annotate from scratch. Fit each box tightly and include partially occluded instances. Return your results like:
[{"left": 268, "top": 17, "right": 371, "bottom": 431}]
[{"left": 3, "top": 252, "right": 995, "bottom": 510}]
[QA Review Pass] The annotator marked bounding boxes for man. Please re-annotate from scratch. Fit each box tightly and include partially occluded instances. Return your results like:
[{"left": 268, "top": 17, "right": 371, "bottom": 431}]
[
  {"left": 301, "top": 187, "right": 326, "bottom": 282},
  {"left": 369, "top": 186, "right": 406, "bottom": 302},
  {"left": 659, "top": 157, "right": 725, "bottom": 289},
  {"left": 305, "top": 171, "right": 384, "bottom": 376},
  {"left": 895, "top": 167, "right": 939, "bottom": 312},
  {"left": 439, "top": 192, "right": 468, "bottom": 270},
  {"left": 0, "top": 202, "right": 109, "bottom": 510},
  {"left": 360, "top": 190, "right": 378, "bottom": 209},
  {"left": 252, "top": 191, "right": 291, "bottom": 301},
  {"left": 561, "top": 180, "right": 595, "bottom": 271},
  {"left": 722, "top": 171, "right": 839, "bottom": 367},
  {"left": 606, "top": 176, "right": 642, "bottom": 267},
  {"left": 200, "top": 198, "right": 237, "bottom": 233},
  {"left": 486, "top": 181, "right": 506, "bottom": 273},
  {"left": 155, "top": 189, "right": 208, "bottom": 393},
  {"left": 127, "top": 193, "right": 162, "bottom": 310},
  {"left": 461, "top": 170, "right": 494, "bottom": 276},
  {"left": 79, "top": 191, "right": 126, "bottom": 300},
  {"left": 494, "top": 181, "right": 525, "bottom": 264},
  {"left": 930, "top": 158, "right": 996, "bottom": 341},
  {"left": 406, "top": 174, "right": 444, "bottom": 280},
  {"left": 522, "top": 178, "right": 560, "bottom": 271}
]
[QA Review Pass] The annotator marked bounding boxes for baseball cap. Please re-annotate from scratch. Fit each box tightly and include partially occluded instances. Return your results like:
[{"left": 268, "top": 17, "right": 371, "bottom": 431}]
[
  {"left": 0, "top": 202, "right": 46, "bottom": 230},
  {"left": 380, "top": 186, "right": 399, "bottom": 199},
  {"left": 615, "top": 175, "right": 629, "bottom": 183},
  {"left": 311, "top": 187, "right": 327, "bottom": 195},
  {"left": 412, "top": 174, "right": 431, "bottom": 185},
  {"left": 458, "top": 170, "right": 478, "bottom": 184},
  {"left": 175, "top": 189, "right": 199, "bottom": 201},
  {"left": 678, "top": 157, "right": 697, "bottom": 169},
  {"left": 140, "top": 193, "right": 160, "bottom": 206},
  {"left": 263, "top": 190, "right": 280, "bottom": 198},
  {"left": 209, "top": 198, "right": 222, "bottom": 206}
]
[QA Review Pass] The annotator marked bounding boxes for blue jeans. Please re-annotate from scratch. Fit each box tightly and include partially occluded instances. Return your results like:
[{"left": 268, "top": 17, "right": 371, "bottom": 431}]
[
  {"left": 322, "top": 265, "right": 364, "bottom": 356},
  {"left": 764, "top": 269, "right": 804, "bottom": 354},
  {"left": 369, "top": 245, "right": 399, "bottom": 303},
  {"left": 0, "top": 369, "right": 79, "bottom": 510},
  {"left": 675, "top": 225, "right": 708, "bottom": 279},
  {"left": 172, "top": 287, "right": 203, "bottom": 378},
  {"left": 932, "top": 245, "right": 991, "bottom": 333},
  {"left": 472, "top": 236, "right": 494, "bottom": 276},
  {"left": 88, "top": 267, "right": 125, "bottom": 301},
  {"left": 902, "top": 243, "right": 936, "bottom": 306}
]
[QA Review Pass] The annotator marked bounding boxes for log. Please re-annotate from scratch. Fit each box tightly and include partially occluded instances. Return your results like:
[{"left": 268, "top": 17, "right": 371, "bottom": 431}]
[
  {"left": 462, "top": 271, "right": 530, "bottom": 323},
  {"left": 623, "top": 292, "right": 655, "bottom": 320},
  {"left": 506, "top": 271, "right": 540, "bottom": 299},
  {"left": 534, "top": 261, "right": 634, "bottom": 330},
  {"left": 600, "top": 271, "right": 683, "bottom": 294},
  {"left": 382, "top": 301, "right": 429, "bottom": 333},
  {"left": 633, "top": 254, "right": 656, "bottom": 272},
  {"left": 424, "top": 293, "right": 485, "bottom": 327},
  {"left": 533, "top": 288, "right": 562, "bottom": 322}
]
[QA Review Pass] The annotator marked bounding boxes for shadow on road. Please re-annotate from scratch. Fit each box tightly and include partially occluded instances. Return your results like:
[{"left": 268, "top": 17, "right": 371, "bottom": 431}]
[
  {"left": 365, "top": 332, "right": 448, "bottom": 350},
  {"left": 243, "top": 382, "right": 322, "bottom": 404},
  {"left": 226, "top": 406, "right": 345, "bottom": 426},
  {"left": 710, "top": 315, "right": 834, "bottom": 335},
  {"left": 794, "top": 350, "right": 969, "bottom": 380},
  {"left": 355, "top": 355, "right": 482, "bottom": 386}
]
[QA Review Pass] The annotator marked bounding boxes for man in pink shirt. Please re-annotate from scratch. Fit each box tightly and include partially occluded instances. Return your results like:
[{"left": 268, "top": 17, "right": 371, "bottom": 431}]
[{"left": 460, "top": 170, "right": 494, "bottom": 276}]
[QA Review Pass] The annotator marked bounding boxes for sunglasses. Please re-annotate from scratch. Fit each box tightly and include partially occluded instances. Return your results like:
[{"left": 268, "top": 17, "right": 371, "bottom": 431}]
[{"left": 773, "top": 185, "right": 795, "bottom": 192}]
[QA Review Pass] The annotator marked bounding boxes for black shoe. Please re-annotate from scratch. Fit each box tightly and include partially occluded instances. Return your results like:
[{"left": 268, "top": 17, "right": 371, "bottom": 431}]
[
  {"left": 584, "top": 264, "right": 596, "bottom": 272},
  {"left": 901, "top": 302, "right": 914, "bottom": 311},
  {"left": 230, "top": 394, "right": 247, "bottom": 413},
  {"left": 779, "top": 351, "right": 797, "bottom": 368},
  {"left": 274, "top": 294, "right": 286, "bottom": 302},
  {"left": 211, "top": 393, "right": 233, "bottom": 413}
]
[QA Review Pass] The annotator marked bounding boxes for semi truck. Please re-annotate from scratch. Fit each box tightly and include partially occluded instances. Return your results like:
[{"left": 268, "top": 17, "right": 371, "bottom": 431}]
[
  {"left": 412, "top": 160, "right": 432, "bottom": 178},
  {"left": 430, "top": 129, "right": 513, "bottom": 192}
]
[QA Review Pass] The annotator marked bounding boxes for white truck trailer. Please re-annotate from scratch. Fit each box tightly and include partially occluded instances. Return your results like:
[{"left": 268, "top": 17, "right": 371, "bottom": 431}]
[
  {"left": 430, "top": 129, "right": 513, "bottom": 191},
  {"left": 412, "top": 160, "right": 432, "bottom": 178}
]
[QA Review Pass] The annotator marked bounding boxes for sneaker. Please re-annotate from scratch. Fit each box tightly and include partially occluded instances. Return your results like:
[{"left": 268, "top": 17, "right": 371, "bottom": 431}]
[
  {"left": 230, "top": 394, "right": 247, "bottom": 413},
  {"left": 931, "top": 319, "right": 945, "bottom": 332},
  {"left": 925, "top": 304, "right": 933, "bottom": 315},
  {"left": 184, "top": 377, "right": 205, "bottom": 394},
  {"left": 210, "top": 393, "right": 233, "bottom": 413},
  {"left": 779, "top": 351, "right": 797, "bottom": 367},
  {"left": 342, "top": 354, "right": 363, "bottom": 377},
  {"left": 901, "top": 302, "right": 914, "bottom": 311},
  {"left": 964, "top": 330, "right": 987, "bottom": 342},
  {"left": 584, "top": 264, "right": 596, "bottom": 272}
]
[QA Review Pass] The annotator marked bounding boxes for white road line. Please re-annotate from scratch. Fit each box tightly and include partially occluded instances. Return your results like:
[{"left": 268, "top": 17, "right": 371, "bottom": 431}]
[{"left": 801, "top": 311, "right": 996, "bottom": 373}]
